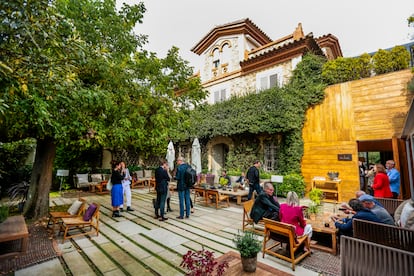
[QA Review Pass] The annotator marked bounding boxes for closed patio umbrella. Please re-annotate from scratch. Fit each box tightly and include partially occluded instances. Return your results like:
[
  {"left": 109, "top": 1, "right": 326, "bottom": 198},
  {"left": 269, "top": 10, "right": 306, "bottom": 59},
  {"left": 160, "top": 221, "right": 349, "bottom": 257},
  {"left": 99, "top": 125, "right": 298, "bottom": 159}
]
[
  {"left": 166, "top": 141, "right": 175, "bottom": 170},
  {"left": 191, "top": 138, "right": 202, "bottom": 174}
]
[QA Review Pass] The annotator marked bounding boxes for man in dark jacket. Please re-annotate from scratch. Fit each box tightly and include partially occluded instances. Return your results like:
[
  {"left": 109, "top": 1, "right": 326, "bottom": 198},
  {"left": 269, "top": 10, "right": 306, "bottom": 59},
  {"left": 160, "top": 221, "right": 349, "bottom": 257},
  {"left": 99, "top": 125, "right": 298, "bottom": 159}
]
[
  {"left": 333, "top": 198, "right": 381, "bottom": 237},
  {"left": 155, "top": 159, "right": 170, "bottom": 221},
  {"left": 250, "top": 182, "right": 280, "bottom": 223},
  {"left": 174, "top": 156, "right": 191, "bottom": 219},
  {"left": 246, "top": 160, "right": 262, "bottom": 200}
]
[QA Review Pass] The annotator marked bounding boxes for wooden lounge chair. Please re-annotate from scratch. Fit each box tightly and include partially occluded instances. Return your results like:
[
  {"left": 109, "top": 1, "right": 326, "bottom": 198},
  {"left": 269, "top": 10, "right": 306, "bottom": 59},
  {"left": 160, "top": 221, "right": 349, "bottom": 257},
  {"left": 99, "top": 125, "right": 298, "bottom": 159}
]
[
  {"left": 262, "top": 218, "right": 311, "bottom": 271},
  {"left": 59, "top": 203, "right": 100, "bottom": 243},
  {"left": 47, "top": 198, "right": 87, "bottom": 231},
  {"left": 242, "top": 199, "right": 264, "bottom": 235},
  {"left": 207, "top": 190, "right": 229, "bottom": 209}
]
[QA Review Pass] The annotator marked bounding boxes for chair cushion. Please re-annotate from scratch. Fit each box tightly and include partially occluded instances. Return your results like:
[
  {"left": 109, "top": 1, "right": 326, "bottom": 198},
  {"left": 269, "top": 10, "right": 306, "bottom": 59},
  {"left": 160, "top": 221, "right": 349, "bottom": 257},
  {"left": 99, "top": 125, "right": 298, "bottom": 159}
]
[
  {"left": 67, "top": 200, "right": 83, "bottom": 215},
  {"left": 83, "top": 204, "right": 97, "bottom": 221},
  {"left": 135, "top": 170, "right": 144, "bottom": 178},
  {"left": 76, "top": 174, "right": 89, "bottom": 183},
  {"left": 90, "top": 174, "right": 102, "bottom": 182}
]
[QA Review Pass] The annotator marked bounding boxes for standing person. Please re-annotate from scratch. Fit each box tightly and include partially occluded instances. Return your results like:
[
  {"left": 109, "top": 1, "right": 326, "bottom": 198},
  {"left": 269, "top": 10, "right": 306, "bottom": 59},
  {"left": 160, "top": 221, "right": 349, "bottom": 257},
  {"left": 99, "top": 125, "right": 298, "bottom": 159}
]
[
  {"left": 155, "top": 159, "right": 170, "bottom": 221},
  {"left": 110, "top": 161, "right": 124, "bottom": 218},
  {"left": 250, "top": 182, "right": 280, "bottom": 223},
  {"left": 175, "top": 156, "right": 191, "bottom": 219},
  {"left": 165, "top": 169, "right": 173, "bottom": 213},
  {"left": 372, "top": 163, "right": 393, "bottom": 198},
  {"left": 246, "top": 160, "right": 262, "bottom": 200},
  {"left": 120, "top": 161, "right": 134, "bottom": 212},
  {"left": 359, "top": 160, "right": 366, "bottom": 191},
  {"left": 279, "top": 191, "right": 313, "bottom": 251},
  {"left": 386, "top": 160, "right": 400, "bottom": 199}
]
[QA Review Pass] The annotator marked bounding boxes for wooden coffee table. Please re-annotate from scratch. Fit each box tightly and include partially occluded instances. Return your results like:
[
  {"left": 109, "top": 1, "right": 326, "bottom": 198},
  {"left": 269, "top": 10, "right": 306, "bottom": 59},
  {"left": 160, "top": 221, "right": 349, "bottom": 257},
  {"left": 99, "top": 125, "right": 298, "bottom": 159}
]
[
  {"left": 0, "top": 215, "right": 29, "bottom": 260},
  {"left": 307, "top": 212, "right": 346, "bottom": 255}
]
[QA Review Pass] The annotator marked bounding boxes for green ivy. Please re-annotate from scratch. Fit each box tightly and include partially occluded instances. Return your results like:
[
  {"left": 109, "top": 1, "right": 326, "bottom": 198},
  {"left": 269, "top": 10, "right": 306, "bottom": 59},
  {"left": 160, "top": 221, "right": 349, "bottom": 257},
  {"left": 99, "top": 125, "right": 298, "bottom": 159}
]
[{"left": 184, "top": 53, "right": 327, "bottom": 174}]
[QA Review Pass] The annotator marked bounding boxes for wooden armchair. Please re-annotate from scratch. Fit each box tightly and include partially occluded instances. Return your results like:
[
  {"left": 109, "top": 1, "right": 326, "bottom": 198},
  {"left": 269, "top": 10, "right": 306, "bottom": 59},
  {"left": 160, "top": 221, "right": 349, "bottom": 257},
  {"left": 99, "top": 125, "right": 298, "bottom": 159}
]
[
  {"left": 207, "top": 190, "right": 229, "bottom": 209},
  {"left": 262, "top": 218, "right": 311, "bottom": 271},
  {"left": 59, "top": 203, "right": 100, "bottom": 243},
  {"left": 242, "top": 199, "right": 264, "bottom": 235},
  {"left": 47, "top": 198, "right": 87, "bottom": 231}
]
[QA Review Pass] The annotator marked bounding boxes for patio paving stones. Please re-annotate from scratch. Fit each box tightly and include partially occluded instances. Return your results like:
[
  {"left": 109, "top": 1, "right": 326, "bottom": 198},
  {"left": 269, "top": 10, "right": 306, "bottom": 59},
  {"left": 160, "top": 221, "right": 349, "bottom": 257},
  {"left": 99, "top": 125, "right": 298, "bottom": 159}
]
[{"left": 24, "top": 190, "right": 323, "bottom": 276}]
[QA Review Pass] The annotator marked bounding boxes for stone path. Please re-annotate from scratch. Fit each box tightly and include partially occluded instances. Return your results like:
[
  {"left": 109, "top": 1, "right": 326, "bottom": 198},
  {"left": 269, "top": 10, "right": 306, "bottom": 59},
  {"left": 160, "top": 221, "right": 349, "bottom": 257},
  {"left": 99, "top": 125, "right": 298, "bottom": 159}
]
[{"left": 16, "top": 189, "right": 319, "bottom": 276}]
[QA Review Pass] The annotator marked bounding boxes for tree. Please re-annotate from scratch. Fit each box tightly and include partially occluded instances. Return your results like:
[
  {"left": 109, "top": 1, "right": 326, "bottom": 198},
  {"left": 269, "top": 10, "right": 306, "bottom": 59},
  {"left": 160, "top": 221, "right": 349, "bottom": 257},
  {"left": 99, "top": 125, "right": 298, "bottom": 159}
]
[{"left": 0, "top": 0, "right": 206, "bottom": 219}]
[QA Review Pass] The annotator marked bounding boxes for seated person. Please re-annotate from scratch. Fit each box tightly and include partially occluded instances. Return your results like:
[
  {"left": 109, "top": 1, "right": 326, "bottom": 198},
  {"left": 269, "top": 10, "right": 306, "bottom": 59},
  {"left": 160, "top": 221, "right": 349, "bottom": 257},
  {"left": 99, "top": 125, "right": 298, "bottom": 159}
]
[
  {"left": 235, "top": 172, "right": 246, "bottom": 186},
  {"left": 359, "top": 194, "right": 394, "bottom": 225},
  {"left": 250, "top": 182, "right": 280, "bottom": 224},
  {"left": 219, "top": 170, "right": 231, "bottom": 187},
  {"left": 279, "top": 191, "right": 313, "bottom": 251},
  {"left": 394, "top": 199, "right": 414, "bottom": 229},
  {"left": 332, "top": 198, "right": 381, "bottom": 237}
]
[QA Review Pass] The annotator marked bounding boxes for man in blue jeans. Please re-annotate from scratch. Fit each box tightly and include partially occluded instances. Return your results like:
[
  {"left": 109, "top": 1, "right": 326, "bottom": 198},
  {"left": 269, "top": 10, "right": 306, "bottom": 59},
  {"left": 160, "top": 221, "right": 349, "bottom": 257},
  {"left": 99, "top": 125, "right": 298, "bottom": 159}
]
[
  {"left": 175, "top": 156, "right": 191, "bottom": 219},
  {"left": 246, "top": 160, "right": 262, "bottom": 200},
  {"left": 386, "top": 160, "right": 400, "bottom": 199}
]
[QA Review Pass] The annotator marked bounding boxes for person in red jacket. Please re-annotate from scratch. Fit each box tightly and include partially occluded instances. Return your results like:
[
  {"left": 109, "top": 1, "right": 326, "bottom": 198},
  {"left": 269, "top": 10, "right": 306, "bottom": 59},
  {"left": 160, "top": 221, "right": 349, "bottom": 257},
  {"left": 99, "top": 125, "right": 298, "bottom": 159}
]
[{"left": 372, "top": 163, "right": 393, "bottom": 198}]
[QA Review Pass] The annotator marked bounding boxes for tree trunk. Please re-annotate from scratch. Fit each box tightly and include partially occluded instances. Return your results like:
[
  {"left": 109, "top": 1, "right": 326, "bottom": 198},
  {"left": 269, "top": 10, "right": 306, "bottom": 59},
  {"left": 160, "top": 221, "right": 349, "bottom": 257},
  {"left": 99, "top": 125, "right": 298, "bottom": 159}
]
[{"left": 24, "top": 138, "right": 56, "bottom": 220}]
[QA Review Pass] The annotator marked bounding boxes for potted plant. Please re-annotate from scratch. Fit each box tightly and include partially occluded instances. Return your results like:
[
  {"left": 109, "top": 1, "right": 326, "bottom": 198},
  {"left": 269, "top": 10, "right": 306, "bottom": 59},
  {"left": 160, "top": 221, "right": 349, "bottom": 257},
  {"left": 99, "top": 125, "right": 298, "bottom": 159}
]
[
  {"left": 233, "top": 230, "right": 262, "bottom": 272},
  {"left": 180, "top": 246, "right": 228, "bottom": 276},
  {"left": 219, "top": 177, "right": 228, "bottom": 189},
  {"left": 306, "top": 188, "right": 324, "bottom": 220}
]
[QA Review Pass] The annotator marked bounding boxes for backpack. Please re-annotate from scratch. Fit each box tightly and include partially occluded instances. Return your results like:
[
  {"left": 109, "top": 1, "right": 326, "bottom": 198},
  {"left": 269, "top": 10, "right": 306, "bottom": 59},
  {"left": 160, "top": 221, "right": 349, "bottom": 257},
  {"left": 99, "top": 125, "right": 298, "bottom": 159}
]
[{"left": 185, "top": 165, "right": 197, "bottom": 188}]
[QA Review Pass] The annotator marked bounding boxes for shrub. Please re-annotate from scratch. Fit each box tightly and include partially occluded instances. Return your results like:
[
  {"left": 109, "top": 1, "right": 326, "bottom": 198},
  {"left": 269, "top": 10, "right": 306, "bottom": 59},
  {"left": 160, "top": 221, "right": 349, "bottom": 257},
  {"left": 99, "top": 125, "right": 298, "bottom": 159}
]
[{"left": 277, "top": 173, "right": 306, "bottom": 197}]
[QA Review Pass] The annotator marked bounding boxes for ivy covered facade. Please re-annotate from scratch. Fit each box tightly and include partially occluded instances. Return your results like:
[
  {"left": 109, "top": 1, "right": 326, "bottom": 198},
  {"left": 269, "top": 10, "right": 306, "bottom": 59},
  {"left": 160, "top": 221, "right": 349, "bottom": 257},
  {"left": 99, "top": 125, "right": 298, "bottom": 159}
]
[{"left": 175, "top": 19, "right": 342, "bottom": 176}]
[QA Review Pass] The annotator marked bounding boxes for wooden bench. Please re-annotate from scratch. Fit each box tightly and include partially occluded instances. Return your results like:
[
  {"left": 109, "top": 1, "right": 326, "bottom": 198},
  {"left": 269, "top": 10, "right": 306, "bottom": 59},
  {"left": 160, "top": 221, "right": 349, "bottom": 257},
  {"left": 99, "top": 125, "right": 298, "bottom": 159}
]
[
  {"left": 0, "top": 215, "right": 29, "bottom": 260},
  {"left": 353, "top": 218, "right": 414, "bottom": 252},
  {"left": 340, "top": 235, "right": 414, "bottom": 276},
  {"left": 374, "top": 197, "right": 404, "bottom": 217}
]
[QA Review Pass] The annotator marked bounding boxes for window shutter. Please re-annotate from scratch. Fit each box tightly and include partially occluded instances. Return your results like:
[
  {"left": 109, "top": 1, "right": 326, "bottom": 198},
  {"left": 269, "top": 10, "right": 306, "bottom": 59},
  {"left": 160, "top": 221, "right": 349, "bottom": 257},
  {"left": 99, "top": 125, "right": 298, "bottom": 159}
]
[
  {"left": 269, "top": 74, "right": 278, "bottom": 88},
  {"left": 260, "top": 77, "right": 267, "bottom": 90},
  {"left": 214, "top": 91, "right": 219, "bottom": 103}
]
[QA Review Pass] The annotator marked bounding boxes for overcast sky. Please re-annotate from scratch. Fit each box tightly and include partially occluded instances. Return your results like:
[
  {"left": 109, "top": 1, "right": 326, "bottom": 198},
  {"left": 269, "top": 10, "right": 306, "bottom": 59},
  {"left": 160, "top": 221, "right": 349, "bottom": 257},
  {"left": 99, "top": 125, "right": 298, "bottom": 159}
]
[{"left": 121, "top": 0, "right": 413, "bottom": 72}]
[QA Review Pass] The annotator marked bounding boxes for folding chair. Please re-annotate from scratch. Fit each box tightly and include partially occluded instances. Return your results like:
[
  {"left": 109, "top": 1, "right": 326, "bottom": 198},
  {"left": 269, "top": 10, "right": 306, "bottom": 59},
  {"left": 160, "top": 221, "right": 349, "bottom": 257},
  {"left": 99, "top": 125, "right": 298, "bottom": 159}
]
[{"left": 242, "top": 199, "right": 264, "bottom": 235}]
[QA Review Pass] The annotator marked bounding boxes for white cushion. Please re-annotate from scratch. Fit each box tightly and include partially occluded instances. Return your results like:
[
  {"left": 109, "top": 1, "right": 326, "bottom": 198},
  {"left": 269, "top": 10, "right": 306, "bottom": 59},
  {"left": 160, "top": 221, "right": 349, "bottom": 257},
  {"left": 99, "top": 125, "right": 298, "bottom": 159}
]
[
  {"left": 135, "top": 170, "right": 144, "bottom": 178},
  {"left": 67, "top": 200, "right": 83, "bottom": 215},
  {"left": 76, "top": 174, "right": 89, "bottom": 183},
  {"left": 90, "top": 174, "right": 102, "bottom": 182},
  {"left": 144, "top": 170, "right": 152, "bottom": 178}
]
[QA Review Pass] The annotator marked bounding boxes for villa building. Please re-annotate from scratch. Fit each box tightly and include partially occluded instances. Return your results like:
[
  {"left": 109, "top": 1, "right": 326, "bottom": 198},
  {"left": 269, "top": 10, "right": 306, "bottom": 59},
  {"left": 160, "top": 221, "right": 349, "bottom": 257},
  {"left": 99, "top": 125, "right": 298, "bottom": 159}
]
[{"left": 177, "top": 18, "right": 342, "bottom": 176}]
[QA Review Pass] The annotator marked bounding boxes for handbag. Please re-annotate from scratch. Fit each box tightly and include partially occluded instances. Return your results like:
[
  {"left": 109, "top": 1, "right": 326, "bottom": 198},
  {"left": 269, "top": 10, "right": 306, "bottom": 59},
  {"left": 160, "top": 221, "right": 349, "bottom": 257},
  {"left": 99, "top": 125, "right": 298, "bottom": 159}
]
[{"left": 106, "top": 179, "right": 112, "bottom": 191}]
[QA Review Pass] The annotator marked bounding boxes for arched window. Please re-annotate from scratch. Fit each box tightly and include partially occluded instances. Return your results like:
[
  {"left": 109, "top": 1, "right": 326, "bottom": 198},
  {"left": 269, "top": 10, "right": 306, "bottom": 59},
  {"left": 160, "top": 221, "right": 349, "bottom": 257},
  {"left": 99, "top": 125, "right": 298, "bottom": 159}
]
[
  {"left": 221, "top": 43, "right": 231, "bottom": 65},
  {"left": 212, "top": 48, "right": 220, "bottom": 68}
]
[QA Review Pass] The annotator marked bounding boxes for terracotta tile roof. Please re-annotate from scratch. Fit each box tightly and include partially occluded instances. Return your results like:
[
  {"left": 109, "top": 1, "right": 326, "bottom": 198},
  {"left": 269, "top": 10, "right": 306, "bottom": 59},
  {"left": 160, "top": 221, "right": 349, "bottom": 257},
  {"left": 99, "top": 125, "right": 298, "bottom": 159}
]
[{"left": 240, "top": 33, "right": 324, "bottom": 73}]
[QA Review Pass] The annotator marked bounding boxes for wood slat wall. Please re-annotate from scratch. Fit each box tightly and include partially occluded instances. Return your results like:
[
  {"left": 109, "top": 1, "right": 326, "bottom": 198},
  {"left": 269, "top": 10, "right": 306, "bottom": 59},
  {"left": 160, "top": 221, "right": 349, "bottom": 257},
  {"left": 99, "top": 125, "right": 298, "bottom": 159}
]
[{"left": 302, "top": 69, "right": 414, "bottom": 201}]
